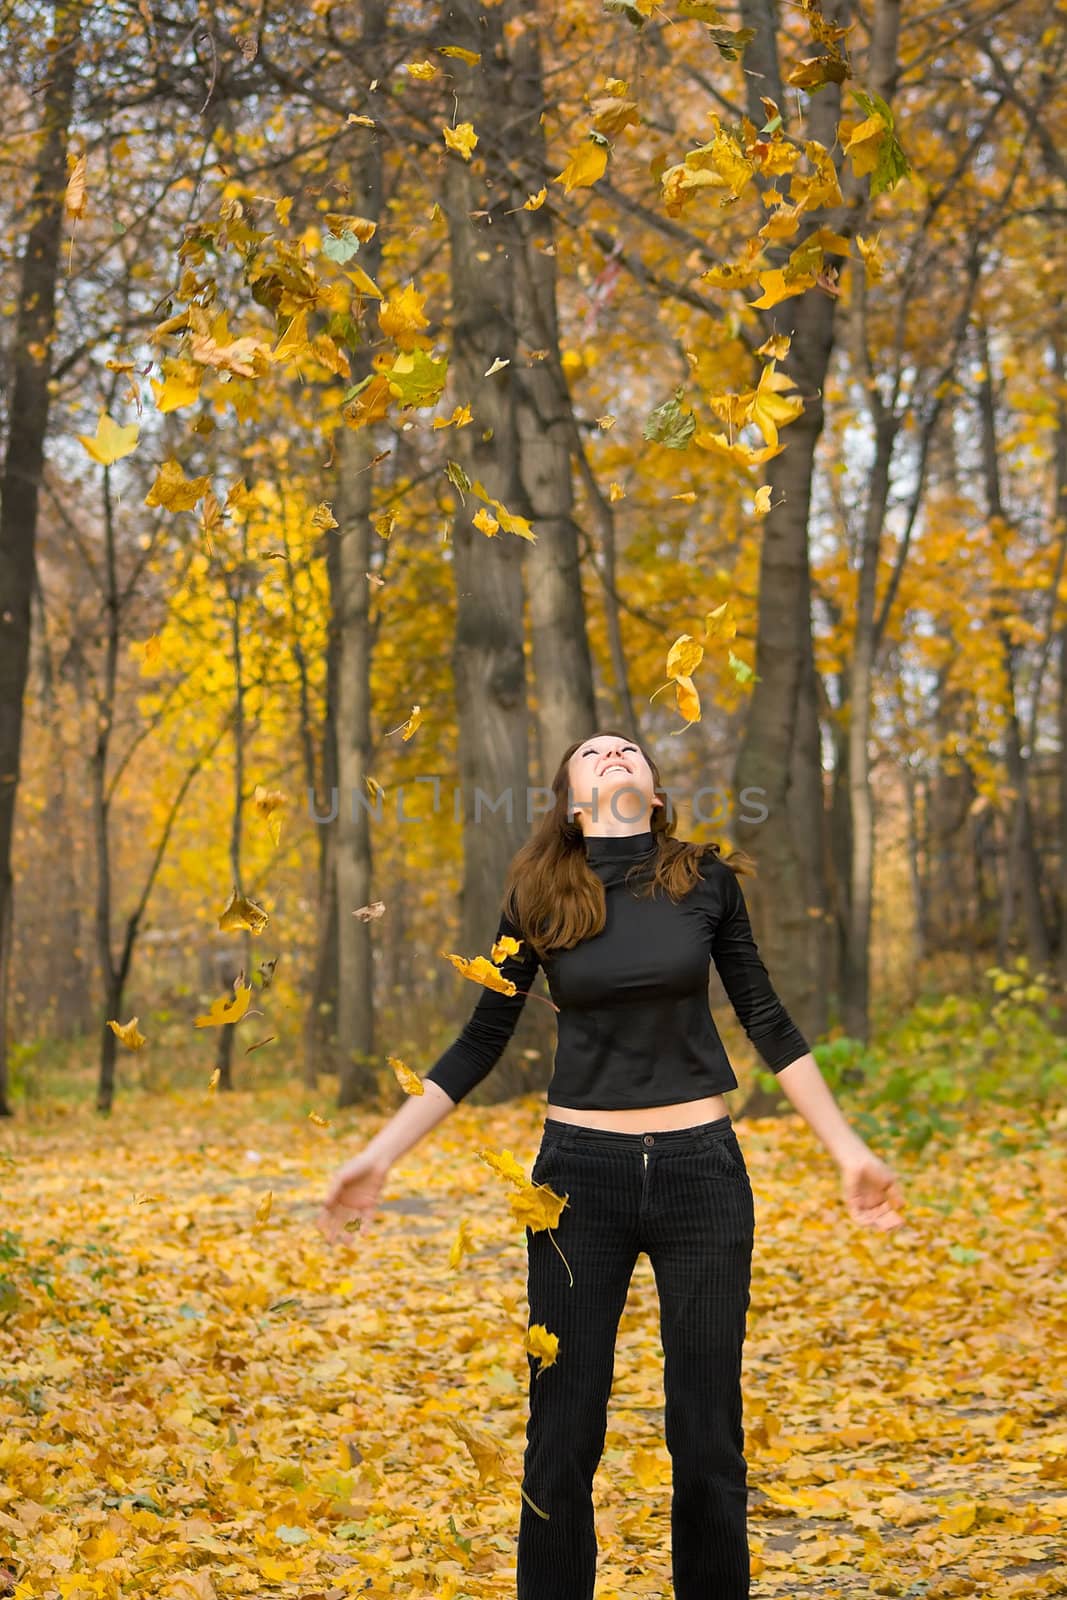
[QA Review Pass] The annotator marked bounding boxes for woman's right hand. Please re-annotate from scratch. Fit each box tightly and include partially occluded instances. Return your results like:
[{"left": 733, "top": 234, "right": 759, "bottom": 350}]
[{"left": 316, "top": 1150, "right": 391, "bottom": 1246}]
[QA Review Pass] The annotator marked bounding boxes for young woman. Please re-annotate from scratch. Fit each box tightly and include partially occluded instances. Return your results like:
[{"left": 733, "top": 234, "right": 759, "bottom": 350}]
[{"left": 317, "top": 730, "right": 904, "bottom": 1600}]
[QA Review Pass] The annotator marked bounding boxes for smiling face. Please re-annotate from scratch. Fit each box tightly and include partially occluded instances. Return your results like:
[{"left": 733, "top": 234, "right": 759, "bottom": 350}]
[{"left": 566, "top": 733, "right": 664, "bottom": 834}]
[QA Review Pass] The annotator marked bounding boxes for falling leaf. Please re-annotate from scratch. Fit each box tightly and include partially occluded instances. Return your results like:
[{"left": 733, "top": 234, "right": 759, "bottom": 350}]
[
  {"left": 218, "top": 887, "right": 270, "bottom": 935},
  {"left": 401, "top": 704, "right": 422, "bottom": 741},
  {"left": 76, "top": 412, "right": 139, "bottom": 466},
  {"left": 525, "top": 1323, "right": 560, "bottom": 1377},
  {"left": 438, "top": 45, "right": 481, "bottom": 64},
  {"left": 64, "top": 152, "right": 87, "bottom": 219},
  {"left": 443, "top": 121, "right": 478, "bottom": 160},
  {"left": 308, "top": 1111, "right": 332, "bottom": 1128},
  {"left": 484, "top": 355, "right": 510, "bottom": 377},
  {"left": 378, "top": 284, "right": 431, "bottom": 349},
  {"left": 449, "top": 1217, "right": 474, "bottom": 1268},
  {"left": 666, "top": 634, "right": 704, "bottom": 679},
  {"left": 555, "top": 137, "right": 609, "bottom": 193},
  {"left": 643, "top": 388, "right": 695, "bottom": 450},
  {"left": 107, "top": 1017, "right": 146, "bottom": 1050},
  {"left": 353, "top": 899, "right": 386, "bottom": 921},
  {"left": 754, "top": 484, "right": 773, "bottom": 514},
  {"left": 252, "top": 784, "right": 286, "bottom": 846},
  {"left": 705, "top": 601, "right": 738, "bottom": 644},
  {"left": 404, "top": 59, "right": 437, "bottom": 80},
  {"left": 144, "top": 459, "right": 211, "bottom": 511},
  {"left": 254, "top": 1190, "right": 273, "bottom": 1229},
  {"left": 448, "top": 953, "right": 517, "bottom": 997},
  {"left": 194, "top": 983, "right": 253, "bottom": 1029},
  {"left": 388, "top": 1056, "right": 425, "bottom": 1095}
]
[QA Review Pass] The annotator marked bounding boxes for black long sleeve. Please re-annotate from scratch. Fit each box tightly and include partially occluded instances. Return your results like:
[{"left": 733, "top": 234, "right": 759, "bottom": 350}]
[
  {"left": 709, "top": 864, "right": 810, "bottom": 1073},
  {"left": 424, "top": 908, "right": 541, "bottom": 1104}
]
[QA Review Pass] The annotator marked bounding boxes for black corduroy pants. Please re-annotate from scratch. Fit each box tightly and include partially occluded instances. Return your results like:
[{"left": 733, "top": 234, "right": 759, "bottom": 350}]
[{"left": 517, "top": 1114, "right": 755, "bottom": 1600}]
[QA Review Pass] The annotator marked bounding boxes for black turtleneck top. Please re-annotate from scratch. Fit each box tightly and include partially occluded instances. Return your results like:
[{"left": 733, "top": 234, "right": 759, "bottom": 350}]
[{"left": 424, "top": 829, "right": 810, "bottom": 1110}]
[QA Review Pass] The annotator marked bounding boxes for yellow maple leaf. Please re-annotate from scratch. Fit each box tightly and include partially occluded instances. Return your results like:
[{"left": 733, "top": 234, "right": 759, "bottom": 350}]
[
  {"left": 107, "top": 1017, "right": 146, "bottom": 1050},
  {"left": 754, "top": 484, "right": 773, "bottom": 515},
  {"left": 217, "top": 888, "right": 269, "bottom": 935},
  {"left": 388, "top": 1056, "right": 425, "bottom": 1095},
  {"left": 253, "top": 784, "right": 286, "bottom": 847},
  {"left": 194, "top": 983, "right": 253, "bottom": 1029},
  {"left": 404, "top": 59, "right": 437, "bottom": 79},
  {"left": 443, "top": 121, "right": 478, "bottom": 160},
  {"left": 756, "top": 331, "right": 792, "bottom": 359},
  {"left": 692, "top": 427, "right": 784, "bottom": 466},
  {"left": 473, "top": 507, "right": 500, "bottom": 536},
  {"left": 342, "top": 373, "right": 392, "bottom": 429},
  {"left": 748, "top": 266, "right": 818, "bottom": 308},
  {"left": 150, "top": 358, "right": 202, "bottom": 413},
  {"left": 842, "top": 110, "right": 888, "bottom": 178},
  {"left": 308, "top": 1111, "right": 332, "bottom": 1127},
  {"left": 378, "top": 284, "right": 431, "bottom": 350},
  {"left": 253, "top": 1190, "right": 273, "bottom": 1229},
  {"left": 490, "top": 933, "right": 523, "bottom": 963},
  {"left": 673, "top": 674, "right": 701, "bottom": 724},
  {"left": 344, "top": 263, "right": 384, "bottom": 300},
  {"left": 400, "top": 703, "right": 422, "bottom": 741},
  {"left": 555, "top": 138, "right": 608, "bottom": 193},
  {"left": 748, "top": 362, "right": 805, "bottom": 450},
  {"left": 273, "top": 307, "right": 311, "bottom": 361},
  {"left": 438, "top": 45, "right": 481, "bottom": 64},
  {"left": 525, "top": 1323, "right": 559, "bottom": 1377},
  {"left": 666, "top": 634, "right": 704, "bottom": 679},
  {"left": 704, "top": 601, "right": 738, "bottom": 644},
  {"left": 144, "top": 459, "right": 210, "bottom": 511},
  {"left": 523, "top": 187, "right": 547, "bottom": 210},
  {"left": 432, "top": 403, "right": 472, "bottom": 430},
  {"left": 480, "top": 1148, "right": 530, "bottom": 1188},
  {"left": 446, "top": 1416, "right": 513, "bottom": 1487},
  {"left": 77, "top": 412, "right": 139, "bottom": 466},
  {"left": 448, "top": 953, "right": 517, "bottom": 996},
  {"left": 449, "top": 1217, "right": 474, "bottom": 1268},
  {"left": 856, "top": 232, "right": 886, "bottom": 281}
]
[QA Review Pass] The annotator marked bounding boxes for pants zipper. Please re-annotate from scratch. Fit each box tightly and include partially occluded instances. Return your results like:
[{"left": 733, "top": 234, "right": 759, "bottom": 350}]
[{"left": 643, "top": 1151, "right": 648, "bottom": 1171}]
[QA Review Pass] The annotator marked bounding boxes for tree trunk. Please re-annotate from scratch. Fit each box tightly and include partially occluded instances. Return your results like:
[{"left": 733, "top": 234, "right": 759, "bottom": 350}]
[
  {"left": 439, "top": 0, "right": 540, "bottom": 1104},
  {"left": 0, "top": 0, "right": 84, "bottom": 1117},
  {"left": 333, "top": 10, "right": 386, "bottom": 1110}
]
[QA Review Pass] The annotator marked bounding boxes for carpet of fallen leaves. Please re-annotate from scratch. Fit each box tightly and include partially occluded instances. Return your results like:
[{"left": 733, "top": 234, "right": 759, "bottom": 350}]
[{"left": 0, "top": 1084, "right": 1064, "bottom": 1600}]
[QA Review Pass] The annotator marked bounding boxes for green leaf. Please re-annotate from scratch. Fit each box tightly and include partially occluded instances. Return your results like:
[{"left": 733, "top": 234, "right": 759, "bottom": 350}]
[
  {"left": 385, "top": 348, "right": 449, "bottom": 408},
  {"left": 322, "top": 228, "right": 362, "bottom": 264},
  {"left": 276, "top": 1524, "right": 311, "bottom": 1544},
  {"left": 642, "top": 387, "right": 695, "bottom": 450},
  {"left": 445, "top": 459, "right": 471, "bottom": 500}
]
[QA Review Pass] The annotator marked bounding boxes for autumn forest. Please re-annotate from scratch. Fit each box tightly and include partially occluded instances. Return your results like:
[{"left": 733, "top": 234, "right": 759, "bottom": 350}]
[{"left": 0, "top": 0, "right": 1064, "bottom": 1595}]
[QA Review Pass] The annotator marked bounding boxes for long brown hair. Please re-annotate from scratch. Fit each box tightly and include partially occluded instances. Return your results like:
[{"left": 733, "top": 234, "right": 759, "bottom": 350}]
[{"left": 501, "top": 728, "right": 755, "bottom": 961}]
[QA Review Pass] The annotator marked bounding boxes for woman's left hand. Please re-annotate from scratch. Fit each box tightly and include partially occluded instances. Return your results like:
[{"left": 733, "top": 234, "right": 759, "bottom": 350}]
[{"left": 839, "top": 1147, "right": 905, "bottom": 1231}]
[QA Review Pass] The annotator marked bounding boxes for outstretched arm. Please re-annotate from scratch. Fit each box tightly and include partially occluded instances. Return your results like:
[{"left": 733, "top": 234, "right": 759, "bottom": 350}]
[
  {"left": 709, "top": 863, "right": 904, "bottom": 1232},
  {"left": 774, "top": 1053, "right": 905, "bottom": 1231}
]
